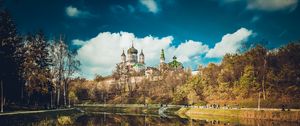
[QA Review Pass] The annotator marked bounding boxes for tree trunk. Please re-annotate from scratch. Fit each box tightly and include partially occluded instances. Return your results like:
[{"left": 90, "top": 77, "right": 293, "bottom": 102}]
[
  {"left": 27, "top": 93, "right": 30, "bottom": 105},
  {"left": 262, "top": 57, "right": 267, "bottom": 100},
  {"left": 262, "top": 76, "right": 266, "bottom": 100},
  {"left": 1, "top": 80, "right": 3, "bottom": 113},
  {"left": 50, "top": 91, "right": 53, "bottom": 108},
  {"left": 68, "top": 96, "right": 71, "bottom": 108},
  {"left": 63, "top": 81, "right": 66, "bottom": 106},
  {"left": 258, "top": 92, "right": 261, "bottom": 110},
  {"left": 21, "top": 82, "right": 23, "bottom": 103},
  {"left": 57, "top": 88, "right": 60, "bottom": 107}
]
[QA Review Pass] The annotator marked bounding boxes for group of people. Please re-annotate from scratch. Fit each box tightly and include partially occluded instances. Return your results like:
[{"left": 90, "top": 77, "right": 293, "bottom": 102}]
[{"left": 182, "top": 103, "right": 241, "bottom": 109}]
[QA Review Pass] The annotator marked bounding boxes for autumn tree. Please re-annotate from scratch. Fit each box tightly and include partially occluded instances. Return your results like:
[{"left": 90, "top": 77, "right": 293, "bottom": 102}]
[{"left": 21, "top": 32, "right": 52, "bottom": 105}]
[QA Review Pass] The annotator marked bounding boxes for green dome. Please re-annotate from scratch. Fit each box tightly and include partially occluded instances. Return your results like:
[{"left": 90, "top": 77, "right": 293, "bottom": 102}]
[
  {"left": 127, "top": 46, "right": 138, "bottom": 54},
  {"left": 168, "top": 56, "right": 183, "bottom": 69},
  {"left": 133, "top": 63, "right": 144, "bottom": 67},
  {"left": 168, "top": 60, "right": 182, "bottom": 68}
]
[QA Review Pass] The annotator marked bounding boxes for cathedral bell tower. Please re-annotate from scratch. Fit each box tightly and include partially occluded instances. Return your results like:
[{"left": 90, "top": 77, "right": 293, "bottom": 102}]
[
  {"left": 139, "top": 49, "right": 145, "bottom": 64},
  {"left": 121, "top": 50, "right": 126, "bottom": 63},
  {"left": 159, "top": 49, "right": 165, "bottom": 71},
  {"left": 160, "top": 49, "right": 165, "bottom": 64}
]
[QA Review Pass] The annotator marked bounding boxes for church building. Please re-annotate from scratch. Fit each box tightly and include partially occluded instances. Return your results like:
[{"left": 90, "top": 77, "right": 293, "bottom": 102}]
[
  {"left": 115, "top": 43, "right": 184, "bottom": 77},
  {"left": 116, "top": 44, "right": 146, "bottom": 74}
]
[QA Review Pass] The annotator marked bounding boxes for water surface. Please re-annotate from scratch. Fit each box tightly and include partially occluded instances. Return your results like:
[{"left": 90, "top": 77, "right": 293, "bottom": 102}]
[{"left": 0, "top": 111, "right": 299, "bottom": 126}]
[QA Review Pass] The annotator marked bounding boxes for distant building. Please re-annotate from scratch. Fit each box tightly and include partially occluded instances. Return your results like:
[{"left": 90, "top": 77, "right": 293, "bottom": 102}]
[
  {"left": 159, "top": 49, "right": 183, "bottom": 71},
  {"left": 116, "top": 43, "right": 146, "bottom": 75},
  {"left": 113, "top": 43, "right": 184, "bottom": 91}
]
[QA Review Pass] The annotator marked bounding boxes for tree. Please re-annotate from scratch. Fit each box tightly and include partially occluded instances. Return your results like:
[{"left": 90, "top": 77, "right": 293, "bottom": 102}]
[
  {"left": 173, "top": 76, "right": 203, "bottom": 104},
  {"left": 269, "top": 43, "right": 300, "bottom": 101},
  {"left": 49, "top": 37, "right": 66, "bottom": 107},
  {"left": 68, "top": 90, "right": 77, "bottom": 106},
  {"left": 21, "top": 32, "right": 52, "bottom": 105},
  {"left": 0, "top": 10, "right": 22, "bottom": 112},
  {"left": 64, "top": 50, "right": 80, "bottom": 106},
  {"left": 238, "top": 65, "right": 258, "bottom": 98},
  {"left": 49, "top": 36, "right": 80, "bottom": 107},
  {"left": 245, "top": 45, "right": 267, "bottom": 99}
]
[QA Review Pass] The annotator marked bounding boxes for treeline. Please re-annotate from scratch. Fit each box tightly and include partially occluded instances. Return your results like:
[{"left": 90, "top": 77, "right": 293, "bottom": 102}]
[
  {"left": 68, "top": 69, "right": 191, "bottom": 104},
  {"left": 68, "top": 43, "right": 300, "bottom": 108},
  {"left": 0, "top": 10, "right": 80, "bottom": 111},
  {"left": 174, "top": 43, "right": 300, "bottom": 108}
]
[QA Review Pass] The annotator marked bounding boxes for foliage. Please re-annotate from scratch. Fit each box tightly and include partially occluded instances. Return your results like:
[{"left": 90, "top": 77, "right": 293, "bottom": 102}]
[
  {"left": 174, "top": 43, "right": 300, "bottom": 107},
  {"left": 57, "top": 116, "right": 73, "bottom": 125},
  {"left": 0, "top": 9, "right": 80, "bottom": 109}
]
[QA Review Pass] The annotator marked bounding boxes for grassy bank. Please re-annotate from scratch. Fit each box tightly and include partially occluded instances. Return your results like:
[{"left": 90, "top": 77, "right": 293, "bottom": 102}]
[
  {"left": 0, "top": 108, "right": 82, "bottom": 125},
  {"left": 177, "top": 108, "right": 300, "bottom": 122},
  {"left": 206, "top": 99, "right": 300, "bottom": 109}
]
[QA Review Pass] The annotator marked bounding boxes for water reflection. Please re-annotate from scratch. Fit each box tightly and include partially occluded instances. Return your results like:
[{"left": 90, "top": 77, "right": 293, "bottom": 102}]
[
  {"left": 0, "top": 112, "right": 299, "bottom": 126},
  {"left": 76, "top": 113, "right": 190, "bottom": 126}
]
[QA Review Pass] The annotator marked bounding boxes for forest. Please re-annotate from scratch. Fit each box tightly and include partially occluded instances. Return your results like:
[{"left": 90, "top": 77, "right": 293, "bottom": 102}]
[
  {"left": 0, "top": 10, "right": 80, "bottom": 111},
  {"left": 173, "top": 43, "right": 300, "bottom": 108}
]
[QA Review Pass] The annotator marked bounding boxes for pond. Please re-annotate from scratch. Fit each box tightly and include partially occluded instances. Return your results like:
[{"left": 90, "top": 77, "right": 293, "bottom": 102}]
[{"left": 0, "top": 109, "right": 299, "bottom": 126}]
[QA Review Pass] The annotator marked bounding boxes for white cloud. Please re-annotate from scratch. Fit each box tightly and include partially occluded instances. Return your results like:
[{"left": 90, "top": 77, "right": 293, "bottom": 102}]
[
  {"left": 65, "top": 6, "right": 93, "bottom": 18},
  {"left": 72, "top": 39, "right": 86, "bottom": 46},
  {"left": 76, "top": 32, "right": 171, "bottom": 79},
  {"left": 174, "top": 40, "right": 209, "bottom": 62},
  {"left": 220, "top": 0, "right": 298, "bottom": 12},
  {"left": 247, "top": 0, "right": 298, "bottom": 11},
  {"left": 74, "top": 28, "right": 255, "bottom": 79},
  {"left": 205, "top": 27, "right": 252, "bottom": 58},
  {"left": 66, "top": 6, "right": 79, "bottom": 17},
  {"left": 75, "top": 32, "right": 209, "bottom": 79},
  {"left": 139, "top": 0, "right": 159, "bottom": 13}
]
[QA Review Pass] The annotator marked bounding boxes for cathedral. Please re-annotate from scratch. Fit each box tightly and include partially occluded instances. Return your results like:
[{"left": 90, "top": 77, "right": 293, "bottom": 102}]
[
  {"left": 116, "top": 44, "right": 146, "bottom": 75},
  {"left": 113, "top": 43, "right": 184, "bottom": 92},
  {"left": 115, "top": 43, "right": 184, "bottom": 76}
]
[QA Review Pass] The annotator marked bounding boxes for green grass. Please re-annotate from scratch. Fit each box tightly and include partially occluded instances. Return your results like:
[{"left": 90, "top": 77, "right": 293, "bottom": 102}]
[
  {"left": 177, "top": 108, "right": 300, "bottom": 122},
  {"left": 0, "top": 108, "right": 82, "bottom": 126}
]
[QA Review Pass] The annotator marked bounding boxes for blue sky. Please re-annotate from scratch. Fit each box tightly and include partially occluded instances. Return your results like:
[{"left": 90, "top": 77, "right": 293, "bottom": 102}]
[{"left": 4, "top": 0, "right": 300, "bottom": 79}]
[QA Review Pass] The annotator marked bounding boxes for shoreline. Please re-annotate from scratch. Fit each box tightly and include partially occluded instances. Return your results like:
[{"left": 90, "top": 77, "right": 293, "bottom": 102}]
[
  {"left": 177, "top": 107, "right": 300, "bottom": 122},
  {"left": 1, "top": 104, "right": 300, "bottom": 123},
  {"left": 0, "top": 108, "right": 78, "bottom": 116}
]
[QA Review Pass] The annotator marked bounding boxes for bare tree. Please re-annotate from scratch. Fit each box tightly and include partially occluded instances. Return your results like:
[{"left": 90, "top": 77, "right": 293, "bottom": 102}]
[
  {"left": 49, "top": 36, "right": 80, "bottom": 107},
  {"left": 64, "top": 50, "right": 80, "bottom": 107},
  {"left": 49, "top": 36, "right": 67, "bottom": 107}
]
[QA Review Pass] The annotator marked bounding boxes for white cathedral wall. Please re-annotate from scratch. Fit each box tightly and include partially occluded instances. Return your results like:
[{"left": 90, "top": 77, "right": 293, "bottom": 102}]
[{"left": 127, "top": 54, "right": 138, "bottom": 65}]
